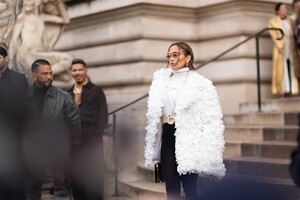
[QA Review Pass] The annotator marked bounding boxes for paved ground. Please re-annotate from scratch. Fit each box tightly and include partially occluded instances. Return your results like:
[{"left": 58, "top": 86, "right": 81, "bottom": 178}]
[
  {"left": 41, "top": 174, "right": 132, "bottom": 200},
  {"left": 103, "top": 175, "right": 133, "bottom": 200}
]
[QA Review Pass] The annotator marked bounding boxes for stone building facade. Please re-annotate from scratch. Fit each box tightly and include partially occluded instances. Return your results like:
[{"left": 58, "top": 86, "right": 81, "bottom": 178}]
[{"left": 55, "top": 0, "right": 289, "bottom": 166}]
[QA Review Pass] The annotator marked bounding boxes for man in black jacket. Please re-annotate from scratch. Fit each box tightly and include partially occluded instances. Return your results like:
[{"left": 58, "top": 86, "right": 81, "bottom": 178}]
[
  {"left": 68, "top": 58, "right": 108, "bottom": 200},
  {"left": 0, "top": 46, "right": 28, "bottom": 199},
  {"left": 23, "top": 59, "right": 81, "bottom": 200}
]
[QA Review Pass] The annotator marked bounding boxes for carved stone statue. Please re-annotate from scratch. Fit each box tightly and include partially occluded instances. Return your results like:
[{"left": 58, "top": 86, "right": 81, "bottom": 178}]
[
  {"left": 0, "top": 0, "right": 22, "bottom": 46},
  {"left": 8, "top": 0, "right": 72, "bottom": 81}
]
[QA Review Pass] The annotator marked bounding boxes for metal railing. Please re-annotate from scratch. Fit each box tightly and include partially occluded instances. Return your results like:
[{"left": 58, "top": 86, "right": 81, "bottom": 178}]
[
  {"left": 107, "top": 94, "right": 148, "bottom": 196},
  {"left": 108, "top": 27, "right": 284, "bottom": 196}
]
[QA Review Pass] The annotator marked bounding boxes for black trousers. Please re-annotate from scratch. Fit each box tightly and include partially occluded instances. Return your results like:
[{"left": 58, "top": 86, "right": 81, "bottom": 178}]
[
  {"left": 71, "top": 144, "right": 104, "bottom": 200},
  {"left": 160, "top": 123, "right": 198, "bottom": 200},
  {"left": 71, "top": 127, "right": 104, "bottom": 200}
]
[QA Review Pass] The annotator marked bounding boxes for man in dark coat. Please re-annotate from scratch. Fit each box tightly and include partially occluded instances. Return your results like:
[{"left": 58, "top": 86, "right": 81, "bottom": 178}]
[
  {"left": 23, "top": 59, "right": 81, "bottom": 200},
  {"left": 0, "top": 46, "right": 28, "bottom": 199},
  {"left": 68, "top": 58, "right": 108, "bottom": 200}
]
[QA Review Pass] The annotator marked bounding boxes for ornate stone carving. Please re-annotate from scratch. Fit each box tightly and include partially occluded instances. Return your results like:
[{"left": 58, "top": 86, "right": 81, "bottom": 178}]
[
  {"left": 2, "top": 0, "right": 72, "bottom": 81},
  {"left": 0, "top": 0, "right": 22, "bottom": 46}
]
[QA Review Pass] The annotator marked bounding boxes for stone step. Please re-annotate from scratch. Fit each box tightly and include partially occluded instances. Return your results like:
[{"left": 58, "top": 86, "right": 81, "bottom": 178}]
[
  {"left": 136, "top": 163, "right": 222, "bottom": 190},
  {"left": 103, "top": 175, "right": 135, "bottom": 200},
  {"left": 224, "top": 141, "right": 242, "bottom": 156},
  {"left": 225, "top": 140, "right": 297, "bottom": 159},
  {"left": 136, "top": 163, "right": 155, "bottom": 183},
  {"left": 137, "top": 157, "right": 291, "bottom": 181},
  {"left": 225, "top": 140, "right": 297, "bottom": 158},
  {"left": 135, "top": 162, "right": 300, "bottom": 199},
  {"left": 240, "top": 97, "right": 300, "bottom": 113},
  {"left": 225, "top": 125, "right": 298, "bottom": 142},
  {"left": 41, "top": 182, "right": 52, "bottom": 191},
  {"left": 224, "top": 156, "right": 291, "bottom": 178},
  {"left": 118, "top": 167, "right": 167, "bottom": 200},
  {"left": 41, "top": 175, "right": 135, "bottom": 200},
  {"left": 223, "top": 112, "right": 298, "bottom": 126},
  {"left": 41, "top": 191, "right": 53, "bottom": 200},
  {"left": 241, "top": 141, "right": 296, "bottom": 159}
]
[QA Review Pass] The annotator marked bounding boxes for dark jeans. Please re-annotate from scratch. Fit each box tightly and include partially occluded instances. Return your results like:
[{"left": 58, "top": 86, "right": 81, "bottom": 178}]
[
  {"left": 161, "top": 123, "right": 198, "bottom": 200},
  {"left": 25, "top": 164, "right": 71, "bottom": 200}
]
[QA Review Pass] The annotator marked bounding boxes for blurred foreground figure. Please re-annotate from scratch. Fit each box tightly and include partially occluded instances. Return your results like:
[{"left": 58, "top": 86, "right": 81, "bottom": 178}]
[
  {"left": 290, "top": 117, "right": 300, "bottom": 187},
  {"left": 68, "top": 58, "right": 108, "bottom": 200},
  {"left": 199, "top": 177, "right": 286, "bottom": 200},
  {"left": 22, "top": 59, "right": 81, "bottom": 200},
  {"left": 0, "top": 46, "right": 28, "bottom": 199}
]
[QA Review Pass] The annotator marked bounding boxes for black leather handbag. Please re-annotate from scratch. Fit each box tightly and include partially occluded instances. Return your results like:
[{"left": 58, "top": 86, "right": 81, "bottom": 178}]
[{"left": 154, "top": 163, "right": 165, "bottom": 183}]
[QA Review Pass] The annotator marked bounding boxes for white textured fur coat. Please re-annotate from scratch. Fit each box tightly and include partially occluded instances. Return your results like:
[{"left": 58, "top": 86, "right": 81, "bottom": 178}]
[{"left": 144, "top": 68, "right": 226, "bottom": 177}]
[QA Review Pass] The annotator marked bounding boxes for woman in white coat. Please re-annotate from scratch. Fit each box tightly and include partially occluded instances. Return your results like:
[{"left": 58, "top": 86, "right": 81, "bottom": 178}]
[{"left": 144, "top": 42, "right": 226, "bottom": 200}]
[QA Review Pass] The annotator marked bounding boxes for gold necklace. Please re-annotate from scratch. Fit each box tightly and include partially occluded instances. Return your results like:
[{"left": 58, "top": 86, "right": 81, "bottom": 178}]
[
  {"left": 73, "top": 79, "right": 88, "bottom": 94},
  {"left": 73, "top": 87, "right": 81, "bottom": 94}
]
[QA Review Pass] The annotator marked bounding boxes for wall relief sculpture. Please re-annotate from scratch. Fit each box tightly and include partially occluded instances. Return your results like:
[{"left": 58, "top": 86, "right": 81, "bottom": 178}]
[
  {"left": 0, "top": 0, "right": 22, "bottom": 46},
  {"left": 0, "top": 0, "right": 72, "bottom": 81}
]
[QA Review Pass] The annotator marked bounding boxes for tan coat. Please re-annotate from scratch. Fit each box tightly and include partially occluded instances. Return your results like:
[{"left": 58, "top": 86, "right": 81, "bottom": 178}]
[{"left": 268, "top": 16, "right": 299, "bottom": 95}]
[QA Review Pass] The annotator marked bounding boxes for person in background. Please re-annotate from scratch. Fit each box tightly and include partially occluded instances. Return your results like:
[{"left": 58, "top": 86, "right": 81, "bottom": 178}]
[
  {"left": 290, "top": 0, "right": 300, "bottom": 21},
  {"left": 144, "top": 41, "right": 226, "bottom": 200},
  {"left": 0, "top": 45, "right": 28, "bottom": 199},
  {"left": 68, "top": 58, "right": 108, "bottom": 200},
  {"left": 268, "top": 2, "right": 299, "bottom": 97},
  {"left": 293, "top": 0, "right": 300, "bottom": 69},
  {"left": 23, "top": 59, "right": 81, "bottom": 200}
]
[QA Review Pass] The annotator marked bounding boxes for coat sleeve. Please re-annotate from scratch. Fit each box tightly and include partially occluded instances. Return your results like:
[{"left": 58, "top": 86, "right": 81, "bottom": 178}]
[
  {"left": 96, "top": 88, "right": 108, "bottom": 135},
  {"left": 268, "top": 17, "right": 284, "bottom": 50},
  {"left": 144, "top": 69, "right": 166, "bottom": 166},
  {"left": 64, "top": 93, "right": 81, "bottom": 145},
  {"left": 166, "top": 73, "right": 226, "bottom": 176}
]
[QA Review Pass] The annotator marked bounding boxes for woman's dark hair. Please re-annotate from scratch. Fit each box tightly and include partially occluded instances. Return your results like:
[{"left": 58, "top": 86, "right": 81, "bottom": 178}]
[
  {"left": 275, "top": 3, "right": 284, "bottom": 14},
  {"left": 31, "top": 59, "right": 51, "bottom": 73},
  {"left": 168, "top": 41, "right": 195, "bottom": 70}
]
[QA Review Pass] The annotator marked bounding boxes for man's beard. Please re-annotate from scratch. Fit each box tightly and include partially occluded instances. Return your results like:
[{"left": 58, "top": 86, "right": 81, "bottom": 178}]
[
  {"left": 75, "top": 76, "right": 87, "bottom": 84},
  {"left": 0, "top": 61, "right": 8, "bottom": 72},
  {"left": 36, "top": 79, "right": 52, "bottom": 88},
  {"left": 75, "top": 79, "right": 83, "bottom": 84}
]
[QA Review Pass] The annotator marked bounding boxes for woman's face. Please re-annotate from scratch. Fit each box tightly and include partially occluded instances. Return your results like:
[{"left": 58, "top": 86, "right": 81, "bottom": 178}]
[
  {"left": 167, "top": 45, "right": 190, "bottom": 71},
  {"left": 278, "top": 4, "right": 287, "bottom": 17}
]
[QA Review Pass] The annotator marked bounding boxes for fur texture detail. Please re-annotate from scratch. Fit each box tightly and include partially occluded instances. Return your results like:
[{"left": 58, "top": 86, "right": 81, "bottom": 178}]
[{"left": 145, "top": 68, "right": 226, "bottom": 177}]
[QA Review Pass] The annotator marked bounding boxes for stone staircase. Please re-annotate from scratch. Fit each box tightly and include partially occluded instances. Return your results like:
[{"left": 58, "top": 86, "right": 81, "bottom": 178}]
[{"left": 118, "top": 97, "right": 300, "bottom": 200}]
